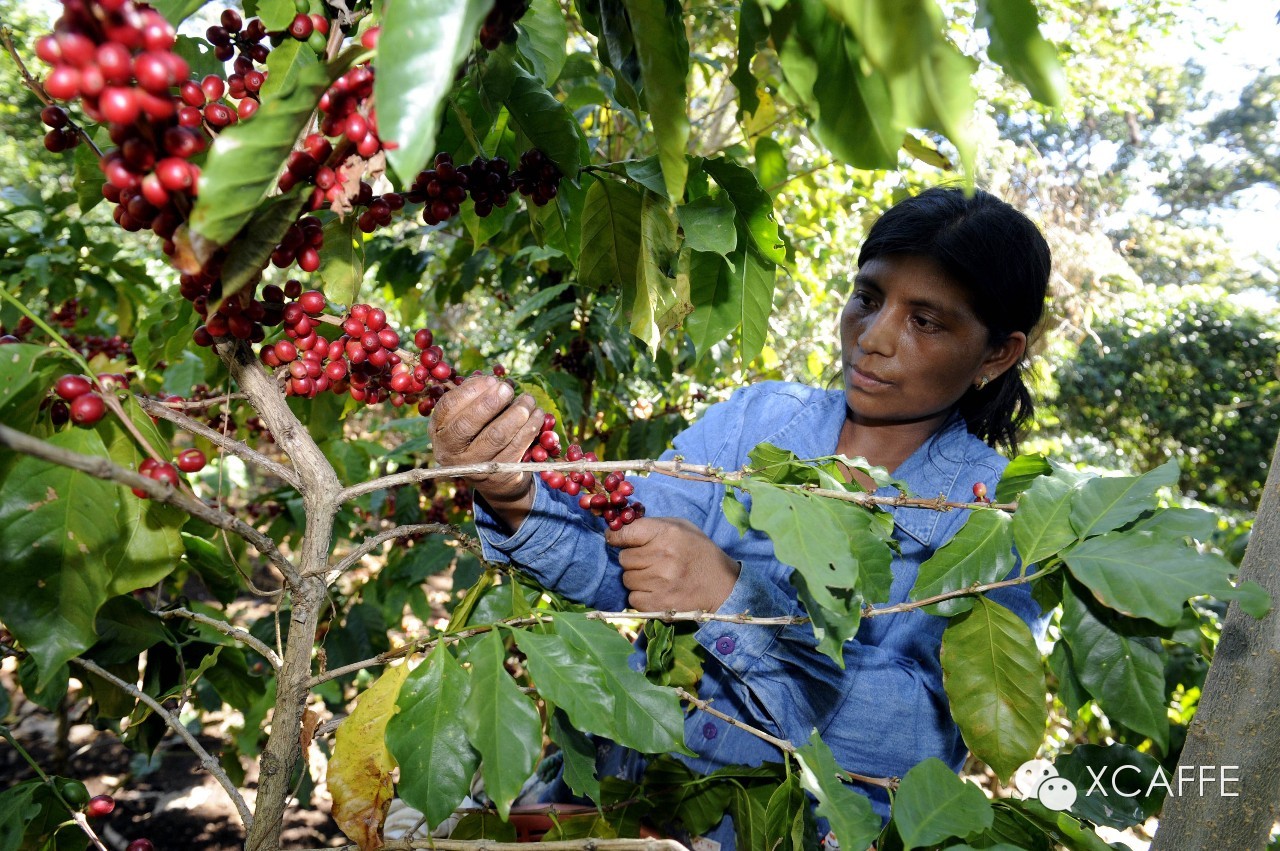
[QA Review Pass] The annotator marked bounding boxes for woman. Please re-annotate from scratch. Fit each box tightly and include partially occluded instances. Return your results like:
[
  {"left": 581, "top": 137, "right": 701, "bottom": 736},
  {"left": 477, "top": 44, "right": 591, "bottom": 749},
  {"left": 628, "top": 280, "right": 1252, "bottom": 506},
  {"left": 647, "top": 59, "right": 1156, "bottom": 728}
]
[{"left": 428, "top": 186, "right": 1052, "bottom": 844}]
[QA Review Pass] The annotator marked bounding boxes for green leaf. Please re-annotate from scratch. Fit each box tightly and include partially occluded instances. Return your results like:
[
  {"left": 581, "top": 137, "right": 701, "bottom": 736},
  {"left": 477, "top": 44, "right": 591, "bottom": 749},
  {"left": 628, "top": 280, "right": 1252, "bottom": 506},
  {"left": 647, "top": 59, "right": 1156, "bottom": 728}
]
[
  {"left": 884, "top": 38, "right": 977, "bottom": 173},
  {"left": 770, "top": 0, "right": 899, "bottom": 170},
  {"left": 319, "top": 215, "right": 364, "bottom": 306},
  {"left": 150, "top": 0, "right": 209, "bottom": 25},
  {"left": 516, "top": 0, "right": 568, "bottom": 84},
  {"left": 1060, "top": 583, "right": 1168, "bottom": 751},
  {"left": 578, "top": 176, "right": 643, "bottom": 291},
  {"left": 622, "top": 155, "right": 670, "bottom": 198},
  {"left": 726, "top": 239, "right": 775, "bottom": 365},
  {"left": 763, "top": 775, "right": 813, "bottom": 851},
  {"left": 452, "top": 812, "right": 519, "bottom": 841},
  {"left": 901, "top": 131, "right": 953, "bottom": 169},
  {"left": 256, "top": 0, "right": 296, "bottom": 29},
  {"left": 940, "top": 597, "right": 1047, "bottom": 780},
  {"left": 822, "top": 0, "right": 941, "bottom": 76},
  {"left": 740, "top": 480, "right": 893, "bottom": 663},
  {"left": 976, "top": 0, "right": 1067, "bottom": 107},
  {"left": 377, "top": 0, "right": 494, "bottom": 183},
  {"left": 550, "top": 706, "right": 601, "bottom": 802},
  {"left": 677, "top": 195, "right": 738, "bottom": 257},
  {"left": 701, "top": 157, "right": 785, "bottom": 264},
  {"left": 1127, "top": 507, "right": 1218, "bottom": 542},
  {"left": 260, "top": 38, "right": 319, "bottom": 103},
  {"left": 162, "top": 352, "right": 206, "bottom": 396},
  {"left": 754, "top": 137, "right": 788, "bottom": 193},
  {"left": 1228, "top": 580, "right": 1272, "bottom": 619},
  {"left": 732, "top": 0, "right": 767, "bottom": 116},
  {"left": 1012, "top": 473, "right": 1077, "bottom": 567},
  {"left": 74, "top": 143, "right": 105, "bottom": 215},
  {"left": 505, "top": 67, "right": 583, "bottom": 178},
  {"left": 1006, "top": 798, "right": 1122, "bottom": 851},
  {"left": 622, "top": 0, "right": 690, "bottom": 201},
  {"left": 1069, "top": 460, "right": 1180, "bottom": 539},
  {"left": 911, "top": 509, "right": 1016, "bottom": 616},
  {"left": 189, "top": 63, "right": 329, "bottom": 249},
  {"left": 892, "top": 758, "right": 994, "bottom": 850},
  {"left": 1063, "top": 531, "right": 1236, "bottom": 626},
  {"left": 173, "top": 34, "right": 224, "bottom": 83},
  {"left": 512, "top": 613, "right": 687, "bottom": 755},
  {"left": 627, "top": 190, "right": 687, "bottom": 349},
  {"left": 463, "top": 631, "right": 543, "bottom": 818},
  {"left": 386, "top": 644, "right": 478, "bottom": 829},
  {"left": 0, "top": 782, "right": 43, "bottom": 851},
  {"left": 1055, "top": 744, "right": 1165, "bottom": 829},
  {"left": 995, "top": 453, "right": 1053, "bottom": 502},
  {"left": 684, "top": 250, "right": 737, "bottom": 357},
  {"left": 0, "top": 429, "right": 122, "bottom": 688},
  {"left": 0, "top": 344, "right": 75, "bottom": 431},
  {"left": 216, "top": 190, "right": 308, "bottom": 305},
  {"left": 795, "top": 732, "right": 882, "bottom": 850},
  {"left": 1047, "top": 640, "right": 1087, "bottom": 716}
]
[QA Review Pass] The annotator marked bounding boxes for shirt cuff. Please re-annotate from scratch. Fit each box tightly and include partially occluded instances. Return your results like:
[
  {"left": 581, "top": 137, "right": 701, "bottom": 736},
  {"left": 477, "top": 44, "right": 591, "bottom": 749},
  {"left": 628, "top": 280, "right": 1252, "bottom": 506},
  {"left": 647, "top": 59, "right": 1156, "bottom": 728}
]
[
  {"left": 694, "top": 561, "right": 793, "bottom": 675},
  {"left": 473, "top": 480, "right": 573, "bottom": 565}
]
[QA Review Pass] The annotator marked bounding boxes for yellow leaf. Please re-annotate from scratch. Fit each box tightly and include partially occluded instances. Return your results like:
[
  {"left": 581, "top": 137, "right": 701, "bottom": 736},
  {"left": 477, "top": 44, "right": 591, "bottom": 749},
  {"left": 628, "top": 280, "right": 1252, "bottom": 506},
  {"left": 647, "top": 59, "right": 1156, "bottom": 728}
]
[{"left": 329, "top": 663, "right": 411, "bottom": 851}]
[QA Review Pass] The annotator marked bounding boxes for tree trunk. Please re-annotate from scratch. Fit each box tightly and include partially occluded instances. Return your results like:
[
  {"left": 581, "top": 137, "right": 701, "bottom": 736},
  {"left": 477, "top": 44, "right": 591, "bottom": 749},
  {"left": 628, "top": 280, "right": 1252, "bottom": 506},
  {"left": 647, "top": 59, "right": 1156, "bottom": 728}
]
[{"left": 1151, "top": 433, "right": 1280, "bottom": 850}]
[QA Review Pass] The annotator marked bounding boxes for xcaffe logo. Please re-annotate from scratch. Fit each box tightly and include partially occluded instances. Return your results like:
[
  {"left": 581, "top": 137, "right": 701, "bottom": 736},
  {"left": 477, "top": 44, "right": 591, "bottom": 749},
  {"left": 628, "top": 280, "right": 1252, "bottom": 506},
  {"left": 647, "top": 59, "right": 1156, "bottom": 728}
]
[{"left": 1014, "top": 759, "right": 1078, "bottom": 812}]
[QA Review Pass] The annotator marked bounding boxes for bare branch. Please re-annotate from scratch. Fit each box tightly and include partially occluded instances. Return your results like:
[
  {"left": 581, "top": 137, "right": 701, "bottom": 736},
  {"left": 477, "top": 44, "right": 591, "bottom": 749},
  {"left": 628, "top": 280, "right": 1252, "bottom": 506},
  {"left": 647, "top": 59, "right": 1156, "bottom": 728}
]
[
  {"left": 158, "top": 608, "right": 283, "bottom": 671},
  {"left": 309, "top": 616, "right": 544, "bottom": 688},
  {"left": 68, "top": 657, "right": 254, "bottom": 829},
  {"left": 138, "top": 395, "right": 302, "bottom": 489},
  {"left": 862, "top": 564, "right": 1058, "bottom": 619},
  {"left": 318, "top": 522, "right": 465, "bottom": 579},
  {"left": 295, "top": 839, "right": 691, "bottom": 851},
  {"left": 587, "top": 610, "right": 810, "bottom": 626},
  {"left": 673, "top": 687, "right": 897, "bottom": 791},
  {"left": 155, "top": 391, "right": 249, "bottom": 410},
  {"left": 0, "top": 422, "right": 299, "bottom": 584},
  {"left": 340, "top": 458, "right": 1015, "bottom": 513}
]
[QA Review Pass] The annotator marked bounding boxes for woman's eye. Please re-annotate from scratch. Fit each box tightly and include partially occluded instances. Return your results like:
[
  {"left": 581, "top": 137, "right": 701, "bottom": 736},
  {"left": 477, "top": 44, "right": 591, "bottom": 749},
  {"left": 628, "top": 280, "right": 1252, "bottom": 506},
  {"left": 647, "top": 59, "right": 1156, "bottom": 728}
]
[{"left": 912, "top": 315, "right": 941, "bottom": 331}]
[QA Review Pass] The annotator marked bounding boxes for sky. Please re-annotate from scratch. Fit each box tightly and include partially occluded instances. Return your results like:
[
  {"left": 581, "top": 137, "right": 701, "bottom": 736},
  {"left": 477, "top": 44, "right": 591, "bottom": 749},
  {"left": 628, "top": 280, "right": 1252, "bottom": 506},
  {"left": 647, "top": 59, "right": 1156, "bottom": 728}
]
[{"left": 1176, "top": 0, "right": 1280, "bottom": 266}]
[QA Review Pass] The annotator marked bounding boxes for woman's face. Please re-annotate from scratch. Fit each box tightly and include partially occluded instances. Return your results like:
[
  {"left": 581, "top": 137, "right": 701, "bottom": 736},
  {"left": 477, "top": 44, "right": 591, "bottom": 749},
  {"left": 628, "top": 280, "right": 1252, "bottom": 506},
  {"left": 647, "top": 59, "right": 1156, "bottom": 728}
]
[{"left": 839, "top": 254, "right": 1018, "bottom": 428}]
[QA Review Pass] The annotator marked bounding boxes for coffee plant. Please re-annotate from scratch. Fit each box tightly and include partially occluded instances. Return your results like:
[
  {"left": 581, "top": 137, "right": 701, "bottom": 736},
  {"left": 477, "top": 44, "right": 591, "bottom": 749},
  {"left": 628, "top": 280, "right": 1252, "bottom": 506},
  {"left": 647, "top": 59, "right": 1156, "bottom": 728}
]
[{"left": 0, "top": 0, "right": 1271, "bottom": 850}]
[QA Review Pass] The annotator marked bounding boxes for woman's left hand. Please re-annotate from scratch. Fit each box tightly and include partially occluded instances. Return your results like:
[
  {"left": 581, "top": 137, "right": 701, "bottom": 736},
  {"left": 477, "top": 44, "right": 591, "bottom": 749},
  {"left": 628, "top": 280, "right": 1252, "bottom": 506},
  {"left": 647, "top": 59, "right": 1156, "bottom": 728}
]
[{"left": 604, "top": 517, "right": 741, "bottom": 612}]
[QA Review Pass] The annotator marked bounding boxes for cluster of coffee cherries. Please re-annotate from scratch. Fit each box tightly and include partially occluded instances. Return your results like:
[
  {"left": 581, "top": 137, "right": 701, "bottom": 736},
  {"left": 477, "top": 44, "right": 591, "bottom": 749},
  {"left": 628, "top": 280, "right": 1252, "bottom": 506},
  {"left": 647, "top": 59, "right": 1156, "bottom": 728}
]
[
  {"left": 282, "top": 0, "right": 331, "bottom": 54},
  {"left": 203, "top": 8, "right": 269, "bottom": 64},
  {"left": 512, "top": 148, "right": 562, "bottom": 207},
  {"left": 40, "top": 104, "right": 81, "bottom": 152},
  {"left": 34, "top": 0, "right": 220, "bottom": 243},
  {"left": 178, "top": 65, "right": 265, "bottom": 125},
  {"left": 260, "top": 297, "right": 461, "bottom": 411},
  {"left": 479, "top": 0, "right": 532, "bottom": 50},
  {"left": 317, "top": 64, "right": 381, "bottom": 159},
  {"left": 270, "top": 213, "right": 326, "bottom": 273},
  {"left": 132, "top": 449, "right": 205, "bottom": 498},
  {"left": 189, "top": 272, "right": 290, "bottom": 347},
  {"left": 408, "top": 153, "right": 470, "bottom": 225},
  {"left": 525, "top": 418, "right": 646, "bottom": 531},
  {"left": 51, "top": 373, "right": 107, "bottom": 427}
]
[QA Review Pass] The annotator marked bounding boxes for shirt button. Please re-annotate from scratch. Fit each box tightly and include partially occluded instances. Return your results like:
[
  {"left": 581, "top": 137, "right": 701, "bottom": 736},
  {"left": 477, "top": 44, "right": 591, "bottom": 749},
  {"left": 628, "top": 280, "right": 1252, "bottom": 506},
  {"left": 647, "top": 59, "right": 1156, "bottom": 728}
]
[
  {"left": 702, "top": 722, "right": 718, "bottom": 740},
  {"left": 715, "top": 636, "right": 736, "bottom": 655}
]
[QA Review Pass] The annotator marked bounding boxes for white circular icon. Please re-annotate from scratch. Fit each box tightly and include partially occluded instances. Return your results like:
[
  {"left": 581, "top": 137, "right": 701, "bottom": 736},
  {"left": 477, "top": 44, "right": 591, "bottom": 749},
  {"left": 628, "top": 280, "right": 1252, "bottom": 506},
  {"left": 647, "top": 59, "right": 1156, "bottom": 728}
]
[
  {"left": 1037, "top": 776, "right": 1079, "bottom": 811},
  {"left": 1012, "top": 759, "right": 1079, "bottom": 812}
]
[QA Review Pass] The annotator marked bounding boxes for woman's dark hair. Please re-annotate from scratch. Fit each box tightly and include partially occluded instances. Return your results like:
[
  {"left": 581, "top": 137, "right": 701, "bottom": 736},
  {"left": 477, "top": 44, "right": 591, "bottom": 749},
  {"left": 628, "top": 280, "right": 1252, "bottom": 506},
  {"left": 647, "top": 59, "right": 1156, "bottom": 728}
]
[{"left": 857, "top": 186, "right": 1050, "bottom": 453}]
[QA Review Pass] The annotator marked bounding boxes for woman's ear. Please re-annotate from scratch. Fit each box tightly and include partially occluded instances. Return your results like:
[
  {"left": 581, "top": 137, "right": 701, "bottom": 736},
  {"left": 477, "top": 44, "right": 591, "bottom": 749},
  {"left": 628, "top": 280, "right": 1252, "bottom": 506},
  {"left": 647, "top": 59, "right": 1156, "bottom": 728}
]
[{"left": 980, "top": 331, "right": 1027, "bottom": 383}]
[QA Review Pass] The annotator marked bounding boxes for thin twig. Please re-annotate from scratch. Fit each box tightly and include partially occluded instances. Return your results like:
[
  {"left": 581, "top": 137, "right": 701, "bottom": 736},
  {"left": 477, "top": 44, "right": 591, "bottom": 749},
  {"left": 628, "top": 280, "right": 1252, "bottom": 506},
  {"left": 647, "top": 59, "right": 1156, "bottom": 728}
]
[
  {"left": 318, "top": 522, "right": 461, "bottom": 579},
  {"left": 308, "top": 615, "right": 544, "bottom": 688},
  {"left": 0, "top": 25, "right": 102, "bottom": 157},
  {"left": 68, "top": 657, "right": 254, "bottom": 829},
  {"left": 292, "top": 839, "right": 691, "bottom": 851},
  {"left": 138, "top": 396, "right": 302, "bottom": 489},
  {"left": 586, "top": 610, "right": 809, "bottom": 626},
  {"left": 0, "top": 726, "right": 111, "bottom": 851},
  {"left": 862, "top": 565, "right": 1058, "bottom": 618},
  {"left": 673, "top": 688, "right": 898, "bottom": 791},
  {"left": 340, "top": 457, "right": 1015, "bottom": 513},
  {"left": 158, "top": 608, "right": 283, "bottom": 671},
  {"left": 155, "top": 391, "right": 249, "bottom": 410},
  {"left": 0, "top": 423, "right": 299, "bottom": 585}
]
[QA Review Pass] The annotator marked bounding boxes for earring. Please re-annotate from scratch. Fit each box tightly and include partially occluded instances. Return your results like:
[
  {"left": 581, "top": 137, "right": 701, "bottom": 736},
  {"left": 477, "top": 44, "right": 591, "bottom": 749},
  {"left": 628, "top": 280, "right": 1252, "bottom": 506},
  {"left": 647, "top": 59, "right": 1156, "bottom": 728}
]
[{"left": 976, "top": 375, "right": 989, "bottom": 390}]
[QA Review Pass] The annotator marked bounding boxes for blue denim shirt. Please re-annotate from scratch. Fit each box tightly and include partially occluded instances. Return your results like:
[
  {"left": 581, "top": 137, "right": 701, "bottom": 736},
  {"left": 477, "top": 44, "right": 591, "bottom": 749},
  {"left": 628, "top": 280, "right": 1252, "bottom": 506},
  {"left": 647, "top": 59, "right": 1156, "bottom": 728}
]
[{"left": 473, "top": 381, "right": 1048, "bottom": 845}]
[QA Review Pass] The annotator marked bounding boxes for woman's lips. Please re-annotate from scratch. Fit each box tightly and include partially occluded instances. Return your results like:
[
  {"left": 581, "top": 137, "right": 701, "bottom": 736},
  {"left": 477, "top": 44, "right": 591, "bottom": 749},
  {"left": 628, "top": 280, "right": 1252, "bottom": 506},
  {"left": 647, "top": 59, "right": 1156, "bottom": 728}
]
[{"left": 849, "top": 364, "right": 893, "bottom": 390}]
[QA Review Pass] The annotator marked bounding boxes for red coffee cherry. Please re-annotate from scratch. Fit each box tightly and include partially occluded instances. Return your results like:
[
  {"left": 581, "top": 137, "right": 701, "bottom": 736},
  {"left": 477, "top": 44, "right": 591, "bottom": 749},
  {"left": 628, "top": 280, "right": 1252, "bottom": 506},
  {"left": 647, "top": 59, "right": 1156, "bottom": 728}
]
[
  {"left": 86, "top": 794, "right": 115, "bottom": 817},
  {"left": 972, "top": 481, "right": 988, "bottom": 500},
  {"left": 298, "top": 290, "right": 326, "bottom": 315},
  {"left": 127, "top": 840, "right": 155, "bottom": 851},
  {"left": 69, "top": 393, "right": 105, "bottom": 426},
  {"left": 176, "top": 449, "right": 206, "bottom": 473},
  {"left": 55, "top": 374, "right": 93, "bottom": 400}
]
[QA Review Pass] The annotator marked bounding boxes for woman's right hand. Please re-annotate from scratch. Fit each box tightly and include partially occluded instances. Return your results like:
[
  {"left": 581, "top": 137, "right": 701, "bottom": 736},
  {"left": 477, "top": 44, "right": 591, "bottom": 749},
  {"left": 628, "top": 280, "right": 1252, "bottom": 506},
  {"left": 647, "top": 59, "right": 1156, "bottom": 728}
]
[{"left": 429, "top": 375, "right": 546, "bottom": 522}]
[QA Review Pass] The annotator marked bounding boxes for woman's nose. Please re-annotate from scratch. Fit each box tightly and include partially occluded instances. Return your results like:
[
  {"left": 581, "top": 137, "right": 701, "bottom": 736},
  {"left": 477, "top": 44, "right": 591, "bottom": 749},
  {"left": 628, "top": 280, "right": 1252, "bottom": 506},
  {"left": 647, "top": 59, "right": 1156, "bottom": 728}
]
[{"left": 857, "top": 309, "right": 896, "bottom": 356}]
